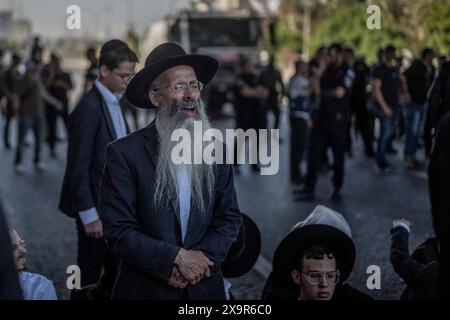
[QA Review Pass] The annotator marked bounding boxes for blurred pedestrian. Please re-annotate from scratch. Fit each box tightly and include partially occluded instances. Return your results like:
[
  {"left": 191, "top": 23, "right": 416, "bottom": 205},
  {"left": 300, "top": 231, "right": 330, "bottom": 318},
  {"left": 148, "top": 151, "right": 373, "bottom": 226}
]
[
  {"left": 371, "top": 45, "right": 403, "bottom": 174},
  {"left": 14, "top": 61, "right": 63, "bottom": 174},
  {"left": 259, "top": 55, "right": 285, "bottom": 130},
  {"left": 82, "top": 47, "right": 98, "bottom": 96},
  {"left": 403, "top": 48, "right": 435, "bottom": 169},
  {"left": 350, "top": 57, "right": 374, "bottom": 158},
  {"left": 1, "top": 53, "right": 22, "bottom": 150},
  {"left": 41, "top": 53, "right": 73, "bottom": 157},
  {"left": 297, "top": 43, "right": 350, "bottom": 200},
  {"left": 288, "top": 59, "right": 318, "bottom": 185},
  {"left": 233, "top": 56, "right": 268, "bottom": 173}
]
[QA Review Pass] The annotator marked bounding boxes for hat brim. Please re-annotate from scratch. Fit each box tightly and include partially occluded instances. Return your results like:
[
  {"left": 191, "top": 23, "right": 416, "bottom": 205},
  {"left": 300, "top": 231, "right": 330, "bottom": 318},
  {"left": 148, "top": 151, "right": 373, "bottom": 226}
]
[
  {"left": 222, "top": 214, "right": 261, "bottom": 278},
  {"left": 272, "top": 224, "right": 355, "bottom": 286},
  {"left": 125, "top": 54, "right": 219, "bottom": 109}
]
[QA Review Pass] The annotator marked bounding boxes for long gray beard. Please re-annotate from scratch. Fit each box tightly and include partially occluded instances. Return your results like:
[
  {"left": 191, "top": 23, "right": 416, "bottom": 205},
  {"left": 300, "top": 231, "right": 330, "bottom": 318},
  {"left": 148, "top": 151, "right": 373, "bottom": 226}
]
[{"left": 153, "top": 99, "right": 215, "bottom": 215}]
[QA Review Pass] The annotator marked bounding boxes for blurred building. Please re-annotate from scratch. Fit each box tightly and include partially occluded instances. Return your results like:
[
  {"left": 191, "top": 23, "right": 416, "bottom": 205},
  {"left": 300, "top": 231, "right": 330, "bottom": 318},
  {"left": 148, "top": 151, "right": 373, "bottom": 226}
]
[
  {"left": 13, "top": 18, "right": 32, "bottom": 45},
  {"left": 0, "top": 11, "right": 13, "bottom": 40},
  {"left": 0, "top": 9, "right": 32, "bottom": 46}
]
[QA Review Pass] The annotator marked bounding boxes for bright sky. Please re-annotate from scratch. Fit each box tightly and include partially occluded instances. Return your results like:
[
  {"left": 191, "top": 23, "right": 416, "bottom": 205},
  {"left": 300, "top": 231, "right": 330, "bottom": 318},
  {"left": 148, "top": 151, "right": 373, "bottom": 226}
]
[{"left": 0, "top": 0, "right": 191, "bottom": 39}]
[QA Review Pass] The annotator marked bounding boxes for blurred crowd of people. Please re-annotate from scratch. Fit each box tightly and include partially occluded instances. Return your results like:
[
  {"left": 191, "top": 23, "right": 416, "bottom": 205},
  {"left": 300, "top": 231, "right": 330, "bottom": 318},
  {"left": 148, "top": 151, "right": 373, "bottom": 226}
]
[{"left": 0, "top": 37, "right": 72, "bottom": 172}]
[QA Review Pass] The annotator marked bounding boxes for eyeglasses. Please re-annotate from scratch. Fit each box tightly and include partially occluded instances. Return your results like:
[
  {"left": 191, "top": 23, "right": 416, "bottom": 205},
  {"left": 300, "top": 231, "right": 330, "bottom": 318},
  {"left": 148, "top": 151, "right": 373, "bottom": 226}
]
[
  {"left": 12, "top": 239, "right": 26, "bottom": 251},
  {"left": 112, "top": 70, "right": 135, "bottom": 82},
  {"left": 302, "top": 271, "right": 340, "bottom": 285},
  {"left": 154, "top": 80, "right": 204, "bottom": 93}
]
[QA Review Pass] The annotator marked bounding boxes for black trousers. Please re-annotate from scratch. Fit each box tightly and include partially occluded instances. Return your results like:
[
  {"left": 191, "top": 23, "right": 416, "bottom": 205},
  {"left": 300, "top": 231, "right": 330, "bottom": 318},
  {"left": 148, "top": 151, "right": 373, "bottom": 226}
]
[
  {"left": 347, "top": 98, "right": 374, "bottom": 155},
  {"left": 14, "top": 114, "right": 43, "bottom": 165},
  {"left": 233, "top": 109, "right": 266, "bottom": 166},
  {"left": 3, "top": 100, "right": 15, "bottom": 148},
  {"left": 290, "top": 116, "right": 310, "bottom": 181},
  {"left": 75, "top": 217, "right": 107, "bottom": 288},
  {"left": 45, "top": 104, "right": 58, "bottom": 153},
  {"left": 265, "top": 95, "right": 280, "bottom": 129},
  {"left": 306, "top": 121, "right": 347, "bottom": 191},
  {"left": 73, "top": 217, "right": 118, "bottom": 299}
]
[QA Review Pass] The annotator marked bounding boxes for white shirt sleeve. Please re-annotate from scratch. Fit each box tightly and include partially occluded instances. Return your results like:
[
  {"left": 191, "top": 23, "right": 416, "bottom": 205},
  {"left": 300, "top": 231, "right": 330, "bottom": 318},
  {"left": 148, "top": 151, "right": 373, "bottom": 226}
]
[
  {"left": 392, "top": 221, "right": 410, "bottom": 233},
  {"left": 78, "top": 207, "right": 100, "bottom": 225},
  {"left": 19, "top": 272, "right": 58, "bottom": 300},
  {"left": 223, "top": 279, "right": 232, "bottom": 300}
]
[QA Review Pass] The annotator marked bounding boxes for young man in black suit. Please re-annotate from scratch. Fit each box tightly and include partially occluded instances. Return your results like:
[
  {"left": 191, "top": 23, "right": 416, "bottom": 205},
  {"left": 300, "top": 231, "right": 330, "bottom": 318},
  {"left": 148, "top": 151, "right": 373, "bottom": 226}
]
[{"left": 59, "top": 40, "right": 138, "bottom": 297}]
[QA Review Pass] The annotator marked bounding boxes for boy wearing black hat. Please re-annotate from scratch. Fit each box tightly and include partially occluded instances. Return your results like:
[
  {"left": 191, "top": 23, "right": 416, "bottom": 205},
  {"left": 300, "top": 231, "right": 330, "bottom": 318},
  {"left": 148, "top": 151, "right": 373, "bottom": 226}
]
[{"left": 262, "top": 205, "right": 371, "bottom": 300}]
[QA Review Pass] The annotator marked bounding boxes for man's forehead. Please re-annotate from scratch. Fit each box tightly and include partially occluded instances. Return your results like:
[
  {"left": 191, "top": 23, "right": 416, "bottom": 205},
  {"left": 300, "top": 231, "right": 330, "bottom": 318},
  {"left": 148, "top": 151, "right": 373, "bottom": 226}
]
[
  {"left": 116, "top": 61, "right": 136, "bottom": 72},
  {"left": 302, "top": 256, "right": 337, "bottom": 270},
  {"left": 162, "top": 65, "right": 197, "bottom": 81},
  {"left": 9, "top": 229, "right": 21, "bottom": 243}
]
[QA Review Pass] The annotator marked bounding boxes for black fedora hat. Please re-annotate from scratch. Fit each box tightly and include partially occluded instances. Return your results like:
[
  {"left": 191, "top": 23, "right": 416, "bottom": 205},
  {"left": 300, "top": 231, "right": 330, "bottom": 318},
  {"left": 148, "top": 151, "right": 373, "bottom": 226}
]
[
  {"left": 125, "top": 42, "right": 219, "bottom": 109},
  {"left": 272, "top": 206, "right": 355, "bottom": 287},
  {"left": 221, "top": 213, "right": 261, "bottom": 278}
]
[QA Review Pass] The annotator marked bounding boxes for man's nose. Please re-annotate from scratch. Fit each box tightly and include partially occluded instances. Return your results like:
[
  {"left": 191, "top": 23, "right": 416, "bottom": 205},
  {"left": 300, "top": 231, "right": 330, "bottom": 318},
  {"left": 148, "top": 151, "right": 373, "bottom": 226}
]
[
  {"left": 183, "top": 85, "right": 199, "bottom": 100},
  {"left": 319, "top": 276, "right": 329, "bottom": 287}
]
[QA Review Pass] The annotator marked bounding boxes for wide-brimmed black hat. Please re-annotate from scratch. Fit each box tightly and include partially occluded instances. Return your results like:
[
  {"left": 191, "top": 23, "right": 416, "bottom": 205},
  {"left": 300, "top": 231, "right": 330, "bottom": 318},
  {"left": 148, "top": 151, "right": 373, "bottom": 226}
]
[
  {"left": 272, "top": 206, "right": 355, "bottom": 286},
  {"left": 221, "top": 213, "right": 261, "bottom": 278},
  {"left": 125, "top": 42, "right": 219, "bottom": 109}
]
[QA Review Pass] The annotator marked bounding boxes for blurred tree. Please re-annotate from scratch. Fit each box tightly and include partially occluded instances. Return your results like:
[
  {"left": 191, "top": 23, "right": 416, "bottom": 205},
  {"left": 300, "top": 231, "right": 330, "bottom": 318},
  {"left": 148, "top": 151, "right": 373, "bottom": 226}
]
[
  {"left": 125, "top": 24, "right": 140, "bottom": 59},
  {"left": 425, "top": 2, "right": 450, "bottom": 56},
  {"left": 276, "top": 0, "right": 450, "bottom": 62},
  {"left": 310, "top": 2, "right": 407, "bottom": 62}
]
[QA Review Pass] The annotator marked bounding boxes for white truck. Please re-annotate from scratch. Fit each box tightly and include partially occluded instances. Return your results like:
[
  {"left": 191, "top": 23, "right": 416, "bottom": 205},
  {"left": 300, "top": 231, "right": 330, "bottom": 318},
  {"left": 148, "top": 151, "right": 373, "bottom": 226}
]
[{"left": 142, "top": 6, "right": 268, "bottom": 117}]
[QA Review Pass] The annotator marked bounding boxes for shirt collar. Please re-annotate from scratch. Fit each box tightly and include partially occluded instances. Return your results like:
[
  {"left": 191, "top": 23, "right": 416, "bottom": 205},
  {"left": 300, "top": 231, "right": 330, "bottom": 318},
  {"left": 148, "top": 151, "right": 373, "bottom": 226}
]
[
  {"left": 155, "top": 116, "right": 161, "bottom": 136},
  {"left": 95, "top": 79, "right": 120, "bottom": 106}
]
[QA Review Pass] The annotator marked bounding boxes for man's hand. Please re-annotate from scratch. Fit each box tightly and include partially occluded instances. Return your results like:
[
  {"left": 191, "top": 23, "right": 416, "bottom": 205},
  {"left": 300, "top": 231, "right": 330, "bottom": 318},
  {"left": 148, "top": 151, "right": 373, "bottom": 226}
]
[
  {"left": 334, "top": 86, "right": 346, "bottom": 99},
  {"left": 400, "top": 93, "right": 411, "bottom": 106},
  {"left": 168, "top": 265, "right": 189, "bottom": 289},
  {"left": 383, "top": 105, "right": 393, "bottom": 117},
  {"left": 174, "top": 249, "right": 214, "bottom": 285},
  {"left": 83, "top": 219, "right": 103, "bottom": 238},
  {"left": 53, "top": 101, "right": 64, "bottom": 113}
]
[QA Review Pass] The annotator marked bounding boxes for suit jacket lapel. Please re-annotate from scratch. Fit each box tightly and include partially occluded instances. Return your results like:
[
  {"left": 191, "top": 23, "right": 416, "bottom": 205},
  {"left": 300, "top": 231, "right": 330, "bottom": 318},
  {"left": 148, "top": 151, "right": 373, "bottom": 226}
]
[
  {"left": 119, "top": 98, "right": 131, "bottom": 135},
  {"left": 123, "top": 111, "right": 131, "bottom": 135},
  {"left": 94, "top": 86, "right": 117, "bottom": 140},
  {"left": 143, "top": 122, "right": 181, "bottom": 228},
  {"left": 183, "top": 195, "right": 198, "bottom": 247}
]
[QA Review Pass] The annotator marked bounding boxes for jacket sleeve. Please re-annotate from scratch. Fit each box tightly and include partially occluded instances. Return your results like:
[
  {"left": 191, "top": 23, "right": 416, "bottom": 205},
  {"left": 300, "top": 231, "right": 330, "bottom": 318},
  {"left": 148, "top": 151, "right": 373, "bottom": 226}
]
[
  {"left": 65, "top": 102, "right": 101, "bottom": 212},
  {"left": 191, "top": 162, "right": 242, "bottom": 267},
  {"left": 99, "top": 143, "right": 180, "bottom": 281},
  {"left": 427, "top": 76, "right": 441, "bottom": 127},
  {"left": 390, "top": 226, "right": 428, "bottom": 285}
]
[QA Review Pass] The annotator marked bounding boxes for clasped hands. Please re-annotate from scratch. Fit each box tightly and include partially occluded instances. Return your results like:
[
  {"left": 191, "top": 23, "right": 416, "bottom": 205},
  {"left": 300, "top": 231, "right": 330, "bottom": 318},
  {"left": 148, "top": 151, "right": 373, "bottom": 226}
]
[{"left": 168, "top": 248, "right": 214, "bottom": 289}]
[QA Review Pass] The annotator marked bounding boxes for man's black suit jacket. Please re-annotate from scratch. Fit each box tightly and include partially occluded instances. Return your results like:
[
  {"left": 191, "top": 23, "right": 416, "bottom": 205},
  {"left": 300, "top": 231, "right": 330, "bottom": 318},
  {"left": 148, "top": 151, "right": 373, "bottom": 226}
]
[{"left": 99, "top": 122, "right": 242, "bottom": 299}]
